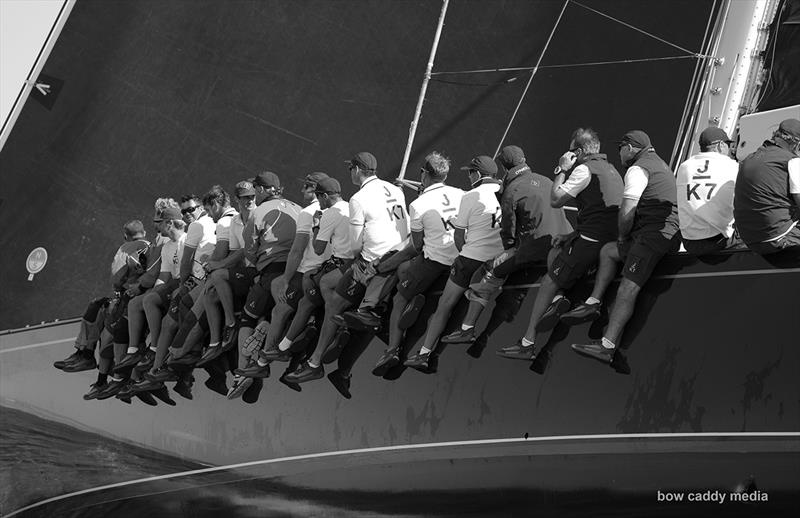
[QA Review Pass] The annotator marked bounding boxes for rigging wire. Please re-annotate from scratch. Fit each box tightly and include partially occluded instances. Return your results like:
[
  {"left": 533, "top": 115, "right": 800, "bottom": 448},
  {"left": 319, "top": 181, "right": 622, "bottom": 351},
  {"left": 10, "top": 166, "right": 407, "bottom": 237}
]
[{"left": 494, "top": 0, "right": 570, "bottom": 158}]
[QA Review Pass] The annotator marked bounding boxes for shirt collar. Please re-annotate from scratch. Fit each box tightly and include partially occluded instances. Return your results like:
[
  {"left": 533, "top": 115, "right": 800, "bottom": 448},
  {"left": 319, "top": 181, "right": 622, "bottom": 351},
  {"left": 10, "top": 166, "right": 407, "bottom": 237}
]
[
  {"left": 503, "top": 164, "right": 531, "bottom": 186},
  {"left": 359, "top": 176, "right": 379, "bottom": 190},
  {"left": 422, "top": 182, "right": 445, "bottom": 194}
]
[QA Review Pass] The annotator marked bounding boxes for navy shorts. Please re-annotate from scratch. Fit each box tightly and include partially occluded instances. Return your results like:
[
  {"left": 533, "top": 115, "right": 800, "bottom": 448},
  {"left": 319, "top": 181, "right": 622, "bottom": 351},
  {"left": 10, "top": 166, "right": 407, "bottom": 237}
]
[
  {"left": 228, "top": 264, "right": 258, "bottom": 306},
  {"left": 549, "top": 234, "right": 604, "bottom": 290},
  {"left": 619, "top": 231, "right": 680, "bottom": 287},
  {"left": 244, "top": 262, "right": 286, "bottom": 318},
  {"left": 151, "top": 278, "right": 180, "bottom": 306},
  {"left": 306, "top": 257, "right": 353, "bottom": 307},
  {"left": 449, "top": 255, "right": 486, "bottom": 289},
  {"left": 335, "top": 257, "right": 370, "bottom": 305},
  {"left": 397, "top": 255, "right": 450, "bottom": 299},
  {"left": 285, "top": 271, "right": 305, "bottom": 310}
]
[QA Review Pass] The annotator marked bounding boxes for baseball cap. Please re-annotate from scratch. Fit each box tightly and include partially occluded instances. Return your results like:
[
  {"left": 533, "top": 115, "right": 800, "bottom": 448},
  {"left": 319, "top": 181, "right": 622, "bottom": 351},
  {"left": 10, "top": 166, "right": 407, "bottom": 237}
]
[
  {"left": 254, "top": 171, "right": 281, "bottom": 189},
  {"left": 345, "top": 151, "right": 377, "bottom": 171},
  {"left": 301, "top": 172, "right": 329, "bottom": 185},
  {"left": 235, "top": 180, "right": 256, "bottom": 197},
  {"left": 153, "top": 207, "right": 182, "bottom": 222},
  {"left": 314, "top": 177, "right": 342, "bottom": 195},
  {"left": 498, "top": 145, "right": 526, "bottom": 166},
  {"left": 778, "top": 118, "right": 800, "bottom": 140},
  {"left": 618, "top": 130, "right": 652, "bottom": 149},
  {"left": 698, "top": 126, "right": 732, "bottom": 147},
  {"left": 460, "top": 155, "right": 498, "bottom": 176}
]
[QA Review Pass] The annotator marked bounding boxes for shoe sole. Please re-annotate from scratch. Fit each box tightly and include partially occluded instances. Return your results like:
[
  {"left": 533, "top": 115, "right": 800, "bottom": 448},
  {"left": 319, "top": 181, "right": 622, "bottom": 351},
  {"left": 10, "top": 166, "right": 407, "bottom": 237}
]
[
  {"left": 227, "top": 378, "right": 254, "bottom": 400},
  {"left": 279, "top": 376, "right": 302, "bottom": 392},
  {"left": 536, "top": 299, "right": 572, "bottom": 332},
  {"left": 439, "top": 333, "right": 475, "bottom": 344},
  {"left": 285, "top": 370, "right": 324, "bottom": 384},
  {"left": 341, "top": 313, "right": 381, "bottom": 332},
  {"left": 371, "top": 356, "right": 399, "bottom": 377},
  {"left": 61, "top": 362, "right": 98, "bottom": 373},
  {"left": 570, "top": 344, "right": 613, "bottom": 364},
  {"left": 495, "top": 350, "right": 537, "bottom": 361},
  {"left": 241, "top": 369, "right": 271, "bottom": 379}
]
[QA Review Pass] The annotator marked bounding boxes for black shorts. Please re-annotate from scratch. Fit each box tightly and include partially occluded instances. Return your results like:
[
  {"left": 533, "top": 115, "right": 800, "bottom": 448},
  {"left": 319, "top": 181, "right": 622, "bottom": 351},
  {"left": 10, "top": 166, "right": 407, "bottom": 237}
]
[
  {"left": 335, "top": 257, "right": 370, "bottom": 305},
  {"left": 285, "top": 271, "right": 305, "bottom": 310},
  {"left": 549, "top": 234, "right": 604, "bottom": 290},
  {"left": 229, "top": 264, "right": 258, "bottom": 304},
  {"left": 243, "top": 262, "right": 286, "bottom": 318},
  {"left": 619, "top": 231, "right": 680, "bottom": 287},
  {"left": 305, "top": 257, "right": 353, "bottom": 307},
  {"left": 151, "top": 278, "right": 180, "bottom": 306},
  {"left": 449, "top": 255, "right": 486, "bottom": 289},
  {"left": 397, "top": 255, "right": 450, "bottom": 299}
]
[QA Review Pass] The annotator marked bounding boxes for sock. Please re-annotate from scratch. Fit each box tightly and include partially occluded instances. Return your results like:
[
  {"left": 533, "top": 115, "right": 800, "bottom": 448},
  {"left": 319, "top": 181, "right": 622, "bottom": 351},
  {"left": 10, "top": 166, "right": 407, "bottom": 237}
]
[
  {"left": 149, "top": 346, "right": 157, "bottom": 353},
  {"left": 126, "top": 346, "right": 138, "bottom": 354},
  {"left": 110, "top": 376, "right": 122, "bottom": 383},
  {"left": 208, "top": 341, "right": 220, "bottom": 348},
  {"left": 307, "top": 360, "right": 319, "bottom": 368},
  {"left": 552, "top": 294, "right": 563, "bottom": 302},
  {"left": 97, "top": 372, "right": 108, "bottom": 385},
  {"left": 278, "top": 337, "right": 292, "bottom": 351},
  {"left": 419, "top": 347, "right": 431, "bottom": 355},
  {"left": 521, "top": 337, "right": 535, "bottom": 347},
  {"left": 461, "top": 324, "right": 474, "bottom": 331},
  {"left": 256, "top": 358, "right": 268, "bottom": 367},
  {"left": 601, "top": 337, "right": 616, "bottom": 350},
  {"left": 586, "top": 297, "right": 601, "bottom": 305}
]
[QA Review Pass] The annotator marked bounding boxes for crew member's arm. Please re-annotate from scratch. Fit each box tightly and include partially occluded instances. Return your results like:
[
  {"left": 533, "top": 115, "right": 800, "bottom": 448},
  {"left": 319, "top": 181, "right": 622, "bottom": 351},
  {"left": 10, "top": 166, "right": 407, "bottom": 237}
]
[
  {"left": 314, "top": 207, "right": 338, "bottom": 256},
  {"left": 377, "top": 240, "right": 419, "bottom": 273},
  {"left": 789, "top": 157, "right": 800, "bottom": 210},
  {"left": 499, "top": 187, "right": 517, "bottom": 250},
  {"left": 244, "top": 214, "right": 259, "bottom": 267},
  {"left": 552, "top": 158, "right": 589, "bottom": 208},
  {"left": 274, "top": 210, "right": 313, "bottom": 302},
  {"left": 452, "top": 193, "right": 473, "bottom": 252},
  {"left": 618, "top": 166, "right": 648, "bottom": 241},
  {"left": 179, "top": 245, "right": 198, "bottom": 284},
  {"left": 154, "top": 246, "right": 172, "bottom": 287},
  {"left": 349, "top": 197, "right": 365, "bottom": 258}
]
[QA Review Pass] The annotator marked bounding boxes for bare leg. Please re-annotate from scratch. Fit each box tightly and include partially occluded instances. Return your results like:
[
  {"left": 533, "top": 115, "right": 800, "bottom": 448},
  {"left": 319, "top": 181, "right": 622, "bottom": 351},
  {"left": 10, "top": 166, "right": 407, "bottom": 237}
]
[
  {"left": 386, "top": 291, "right": 408, "bottom": 351},
  {"left": 263, "top": 278, "right": 297, "bottom": 351},
  {"left": 203, "top": 284, "right": 224, "bottom": 345},
  {"left": 214, "top": 270, "right": 237, "bottom": 327},
  {"left": 142, "top": 291, "right": 165, "bottom": 349},
  {"left": 460, "top": 300, "right": 484, "bottom": 329},
  {"left": 127, "top": 294, "right": 147, "bottom": 348},
  {"left": 153, "top": 315, "right": 178, "bottom": 370},
  {"left": 308, "top": 272, "right": 352, "bottom": 366},
  {"left": 523, "top": 273, "right": 560, "bottom": 341},
  {"left": 421, "top": 279, "right": 466, "bottom": 353},
  {"left": 603, "top": 278, "right": 641, "bottom": 345},
  {"left": 285, "top": 296, "right": 318, "bottom": 342},
  {"left": 589, "top": 242, "right": 621, "bottom": 301}
]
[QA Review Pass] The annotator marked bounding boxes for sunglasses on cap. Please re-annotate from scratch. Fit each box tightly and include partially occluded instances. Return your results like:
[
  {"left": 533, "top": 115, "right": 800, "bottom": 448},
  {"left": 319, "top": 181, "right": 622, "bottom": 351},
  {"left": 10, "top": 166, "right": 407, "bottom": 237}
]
[{"left": 181, "top": 205, "right": 200, "bottom": 215}]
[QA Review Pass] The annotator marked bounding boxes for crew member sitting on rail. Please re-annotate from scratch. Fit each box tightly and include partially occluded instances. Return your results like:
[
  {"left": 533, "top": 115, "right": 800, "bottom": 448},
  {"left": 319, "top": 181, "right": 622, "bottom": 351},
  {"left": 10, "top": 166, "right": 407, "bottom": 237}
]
[
  {"left": 438, "top": 145, "right": 571, "bottom": 354},
  {"left": 734, "top": 118, "right": 800, "bottom": 257},
  {"left": 676, "top": 126, "right": 740, "bottom": 255},
  {"left": 499, "top": 128, "right": 622, "bottom": 361},
  {"left": 569, "top": 130, "right": 680, "bottom": 365},
  {"left": 369, "top": 152, "right": 464, "bottom": 376},
  {"left": 403, "top": 155, "right": 504, "bottom": 371}
]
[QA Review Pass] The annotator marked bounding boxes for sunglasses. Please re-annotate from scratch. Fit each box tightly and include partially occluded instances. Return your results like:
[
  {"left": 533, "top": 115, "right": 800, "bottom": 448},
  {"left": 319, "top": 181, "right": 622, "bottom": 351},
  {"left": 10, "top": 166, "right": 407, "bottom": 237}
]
[
  {"left": 303, "top": 182, "right": 317, "bottom": 189},
  {"left": 181, "top": 205, "right": 200, "bottom": 215}
]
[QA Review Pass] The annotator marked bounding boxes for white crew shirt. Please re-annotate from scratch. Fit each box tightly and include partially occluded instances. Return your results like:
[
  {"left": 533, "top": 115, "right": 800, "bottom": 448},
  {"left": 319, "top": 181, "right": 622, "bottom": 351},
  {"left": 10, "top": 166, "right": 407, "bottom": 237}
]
[
  {"left": 622, "top": 166, "right": 649, "bottom": 201},
  {"left": 790, "top": 157, "right": 800, "bottom": 194},
  {"left": 676, "top": 151, "right": 738, "bottom": 239},
  {"left": 453, "top": 181, "right": 504, "bottom": 261},
  {"left": 349, "top": 176, "right": 410, "bottom": 262},
  {"left": 214, "top": 207, "right": 238, "bottom": 243},
  {"left": 297, "top": 199, "right": 330, "bottom": 273},
  {"left": 558, "top": 164, "right": 591, "bottom": 197},
  {"left": 185, "top": 213, "right": 217, "bottom": 278},
  {"left": 409, "top": 183, "right": 464, "bottom": 266},
  {"left": 317, "top": 199, "right": 353, "bottom": 259},
  {"left": 159, "top": 233, "right": 186, "bottom": 279}
]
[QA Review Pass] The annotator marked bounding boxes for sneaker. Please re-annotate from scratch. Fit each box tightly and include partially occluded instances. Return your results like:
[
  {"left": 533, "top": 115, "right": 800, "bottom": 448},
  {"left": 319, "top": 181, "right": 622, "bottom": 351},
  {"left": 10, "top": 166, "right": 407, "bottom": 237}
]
[
  {"left": 166, "top": 351, "right": 201, "bottom": 367},
  {"left": 54, "top": 350, "right": 83, "bottom": 370},
  {"left": 322, "top": 327, "right": 350, "bottom": 365},
  {"left": 284, "top": 361, "right": 324, "bottom": 384},
  {"left": 146, "top": 366, "right": 180, "bottom": 383},
  {"left": 571, "top": 341, "right": 615, "bottom": 364},
  {"left": 113, "top": 351, "right": 143, "bottom": 373},
  {"left": 131, "top": 377, "right": 165, "bottom": 393},
  {"left": 115, "top": 381, "right": 137, "bottom": 400},
  {"left": 342, "top": 309, "right": 381, "bottom": 331},
  {"left": 466, "top": 333, "right": 489, "bottom": 359},
  {"left": 372, "top": 348, "right": 400, "bottom": 377},
  {"left": 242, "top": 321, "right": 269, "bottom": 354},
  {"left": 397, "top": 294, "right": 425, "bottom": 330},
  {"left": 238, "top": 360, "right": 271, "bottom": 379},
  {"left": 278, "top": 373, "right": 302, "bottom": 392},
  {"left": 133, "top": 349, "right": 156, "bottom": 373},
  {"left": 220, "top": 323, "right": 238, "bottom": 350},
  {"left": 496, "top": 341, "right": 537, "bottom": 361},
  {"left": 559, "top": 301, "right": 601, "bottom": 326},
  {"left": 227, "top": 375, "right": 254, "bottom": 400},
  {"left": 260, "top": 346, "right": 292, "bottom": 362},
  {"left": 61, "top": 353, "right": 97, "bottom": 373},
  {"left": 195, "top": 345, "right": 226, "bottom": 368},
  {"left": 95, "top": 379, "right": 126, "bottom": 400},
  {"left": 536, "top": 297, "right": 571, "bottom": 332},
  {"left": 327, "top": 369, "right": 352, "bottom": 399},
  {"left": 440, "top": 328, "right": 476, "bottom": 344},
  {"left": 403, "top": 351, "right": 431, "bottom": 372},
  {"left": 234, "top": 358, "right": 258, "bottom": 376},
  {"left": 83, "top": 382, "right": 106, "bottom": 400},
  {"left": 204, "top": 375, "right": 228, "bottom": 396}
]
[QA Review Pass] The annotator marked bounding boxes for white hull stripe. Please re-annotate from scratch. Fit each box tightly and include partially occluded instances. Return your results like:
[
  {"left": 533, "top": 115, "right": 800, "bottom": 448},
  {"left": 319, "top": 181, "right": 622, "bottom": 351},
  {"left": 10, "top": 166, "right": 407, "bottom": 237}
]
[{"left": 6, "top": 432, "right": 800, "bottom": 516}]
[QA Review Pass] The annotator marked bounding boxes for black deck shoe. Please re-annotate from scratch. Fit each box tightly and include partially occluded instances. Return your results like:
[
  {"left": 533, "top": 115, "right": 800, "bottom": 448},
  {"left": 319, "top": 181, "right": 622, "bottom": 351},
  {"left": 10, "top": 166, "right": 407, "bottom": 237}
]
[
  {"left": 560, "top": 301, "right": 601, "bottom": 326},
  {"left": 571, "top": 341, "right": 615, "bottom": 364},
  {"left": 284, "top": 361, "right": 324, "bottom": 384},
  {"left": 196, "top": 345, "right": 226, "bottom": 368},
  {"left": 220, "top": 323, "right": 238, "bottom": 350},
  {"left": 133, "top": 349, "right": 156, "bottom": 373},
  {"left": 146, "top": 366, "right": 180, "bottom": 383},
  {"left": 342, "top": 309, "right": 382, "bottom": 331},
  {"left": 167, "top": 351, "right": 201, "bottom": 367},
  {"left": 62, "top": 353, "right": 97, "bottom": 373},
  {"left": 227, "top": 375, "right": 253, "bottom": 400},
  {"left": 536, "top": 297, "right": 571, "bottom": 332},
  {"left": 260, "top": 346, "right": 292, "bottom": 362},
  {"left": 238, "top": 360, "right": 271, "bottom": 379},
  {"left": 327, "top": 369, "right": 352, "bottom": 399},
  {"left": 466, "top": 333, "right": 489, "bottom": 359},
  {"left": 96, "top": 379, "right": 126, "bottom": 400},
  {"left": 113, "top": 351, "right": 143, "bottom": 373},
  {"left": 83, "top": 382, "right": 106, "bottom": 400},
  {"left": 204, "top": 375, "right": 228, "bottom": 396},
  {"left": 131, "top": 377, "right": 165, "bottom": 393},
  {"left": 398, "top": 294, "right": 426, "bottom": 330},
  {"left": 322, "top": 328, "right": 350, "bottom": 365},
  {"left": 496, "top": 341, "right": 537, "bottom": 361},
  {"left": 440, "top": 327, "right": 476, "bottom": 344},
  {"left": 115, "top": 381, "right": 138, "bottom": 400},
  {"left": 173, "top": 380, "right": 193, "bottom": 400},
  {"left": 242, "top": 377, "right": 264, "bottom": 404},
  {"left": 150, "top": 386, "right": 176, "bottom": 406},
  {"left": 403, "top": 351, "right": 431, "bottom": 372},
  {"left": 372, "top": 348, "right": 400, "bottom": 377},
  {"left": 233, "top": 358, "right": 257, "bottom": 376},
  {"left": 54, "top": 350, "right": 83, "bottom": 370},
  {"left": 278, "top": 373, "right": 302, "bottom": 392}
]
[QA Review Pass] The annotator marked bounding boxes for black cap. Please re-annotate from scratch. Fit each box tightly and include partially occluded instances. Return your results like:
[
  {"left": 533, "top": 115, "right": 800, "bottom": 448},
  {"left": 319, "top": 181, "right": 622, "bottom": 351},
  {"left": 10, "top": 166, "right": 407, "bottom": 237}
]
[
  {"left": 345, "top": 152, "right": 377, "bottom": 171},
  {"left": 498, "top": 145, "right": 525, "bottom": 167},
  {"left": 618, "top": 130, "right": 652, "bottom": 149},
  {"left": 314, "top": 177, "right": 341, "bottom": 195},
  {"left": 778, "top": 118, "right": 800, "bottom": 140},
  {"left": 254, "top": 171, "right": 281, "bottom": 189},
  {"left": 699, "top": 127, "right": 732, "bottom": 147},
  {"left": 460, "top": 155, "right": 498, "bottom": 176}
]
